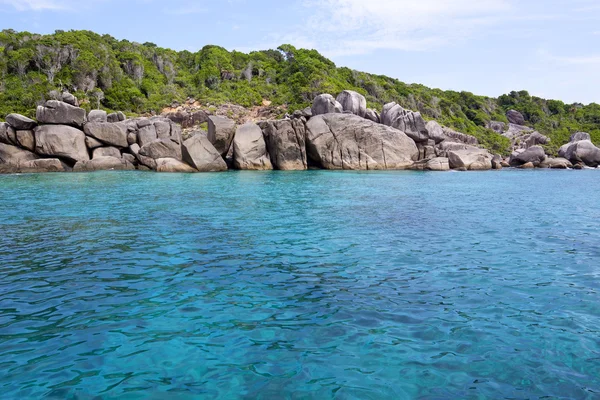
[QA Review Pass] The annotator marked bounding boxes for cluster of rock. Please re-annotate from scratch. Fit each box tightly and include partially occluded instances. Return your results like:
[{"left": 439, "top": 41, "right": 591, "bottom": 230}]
[{"left": 2, "top": 92, "right": 599, "bottom": 174}]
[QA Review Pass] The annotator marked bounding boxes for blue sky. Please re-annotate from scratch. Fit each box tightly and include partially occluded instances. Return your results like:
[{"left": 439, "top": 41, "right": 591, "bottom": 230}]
[{"left": 1, "top": 0, "right": 599, "bottom": 104}]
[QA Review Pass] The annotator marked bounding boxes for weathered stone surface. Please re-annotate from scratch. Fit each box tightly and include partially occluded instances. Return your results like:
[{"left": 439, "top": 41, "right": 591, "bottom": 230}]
[
  {"left": 74, "top": 156, "right": 135, "bottom": 172},
  {"left": 88, "top": 110, "right": 108, "bottom": 123},
  {"left": 570, "top": 132, "right": 591, "bottom": 143},
  {"left": 122, "top": 153, "right": 136, "bottom": 165},
  {"left": 93, "top": 147, "right": 121, "bottom": 159},
  {"left": 487, "top": 121, "right": 507, "bottom": 134},
  {"left": 127, "top": 132, "right": 137, "bottom": 146},
  {"left": 155, "top": 158, "right": 197, "bottom": 173},
  {"left": 258, "top": 119, "right": 307, "bottom": 170},
  {"left": 426, "top": 157, "right": 450, "bottom": 171},
  {"left": 336, "top": 90, "right": 367, "bottom": 118},
  {"left": 436, "top": 141, "right": 481, "bottom": 157},
  {"left": 182, "top": 134, "right": 228, "bottom": 172},
  {"left": 137, "top": 119, "right": 152, "bottom": 129},
  {"left": 36, "top": 100, "right": 86, "bottom": 127},
  {"left": 447, "top": 149, "right": 493, "bottom": 171},
  {"left": 16, "top": 130, "right": 35, "bottom": 151},
  {"left": 305, "top": 113, "right": 418, "bottom": 170},
  {"left": 34, "top": 125, "right": 89, "bottom": 163},
  {"left": 441, "top": 127, "right": 479, "bottom": 145},
  {"left": 163, "top": 110, "right": 209, "bottom": 128},
  {"left": 0, "top": 123, "right": 15, "bottom": 145},
  {"left": 6, "top": 113, "right": 37, "bottom": 130},
  {"left": 311, "top": 94, "right": 343, "bottom": 116},
  {"left": 563, "top": 140, "right": 600, "bottom": 167},
  {"left": 509, "top": 146, "right": 546, "bottom": 166},
  {"left": 519, "top": 162, "right": 535, "bottom": 169},
  {"left": 85, "top": 136, "right": 104, "bottom": 150},
  {"left": 0, "top": 142, "right": 39, "bottom": 164},
  {"left": 84, "top": 122, "right": 128, "bottom": 148},
  {"left": 492, "top": 155, "right": 503, "bottom": 170},
  {"left": 507, "top": 110, "right": 525, "bottom": 125},
  {"left": 425, "top": 121, "right": 446, "bottom": 144},
  {"left": 539, "top": 157, "right": 572, "bottom": 169},
  {"left": 207, "top": 116, "right": 236, "bottom": 157},
  {"left": 107, "top": 113, "right": 119, "bottom": 123},
  {"left": 233, "top": 123, "right": 273, "bottom": 170},
  {"left": 154, "top": 120, "right": 171, "bottom": 139},
  {"left": 139, "top": 139, "right": 182, "bottom": 161},
  {"left": 137, "top": 125, "right": 157, "bottom": 147},
  {"left": 365, "top": 109, "right": 380, "bottom": 123},
  {"left": 130, "top": 143, "right": 157, "bottom": 170},
  {"left": 19, "top": 159, "right": 67, "bottom": 173},
  {"left": 61, "top": 92, "right": 78, "bottom": 106},
  {"left": 117, "top": 111, "right": 126, "bottom": 121},
  {"left": 381, "top": 102, "right": 429, "bottom": 142}
]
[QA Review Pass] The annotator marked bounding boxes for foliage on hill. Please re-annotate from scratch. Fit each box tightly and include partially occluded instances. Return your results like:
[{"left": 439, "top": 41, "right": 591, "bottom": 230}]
[{"left": 1, "top": 29, "right": 599, "bottom": 155}]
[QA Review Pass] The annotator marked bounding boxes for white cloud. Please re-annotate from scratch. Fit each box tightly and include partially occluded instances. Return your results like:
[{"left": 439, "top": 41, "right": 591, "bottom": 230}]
[
  {"left": 282, "top": 0, "right": 513, "bottom": 56},
  {"left": 0, "top": 0, "right": 73, "bottom": 10}
]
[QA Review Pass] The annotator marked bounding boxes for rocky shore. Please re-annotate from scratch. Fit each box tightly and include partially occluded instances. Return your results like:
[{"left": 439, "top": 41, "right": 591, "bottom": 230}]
[{"left": 1, "top": 91, "right": 599, "bottom": 174}]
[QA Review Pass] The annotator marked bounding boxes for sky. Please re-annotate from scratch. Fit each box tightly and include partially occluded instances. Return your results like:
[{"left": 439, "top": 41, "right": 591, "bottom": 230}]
[{"left": 1, "top": 0, "right": 599, "bottom": 104}]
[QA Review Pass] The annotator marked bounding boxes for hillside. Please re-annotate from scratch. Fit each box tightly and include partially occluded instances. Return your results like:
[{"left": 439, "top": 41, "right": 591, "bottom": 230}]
[{"left": 1, "top": 29, "right": 599, "bottom": 155}]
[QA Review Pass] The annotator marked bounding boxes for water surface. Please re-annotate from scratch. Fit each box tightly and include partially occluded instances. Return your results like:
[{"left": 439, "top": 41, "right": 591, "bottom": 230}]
[{"left": 1, "top": 170, "right": 599, "bottom": 399}]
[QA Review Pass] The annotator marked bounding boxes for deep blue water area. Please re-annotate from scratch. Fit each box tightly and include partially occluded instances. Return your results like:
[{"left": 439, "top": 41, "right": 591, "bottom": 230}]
[{"left": 1, "top": 170, "right": 599, "bottom": 399}]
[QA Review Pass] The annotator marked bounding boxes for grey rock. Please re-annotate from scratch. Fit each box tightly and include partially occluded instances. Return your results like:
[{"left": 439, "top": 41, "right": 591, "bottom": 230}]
[
  {"left": 122, "top": 153, "right": 137, "bottom": 165},
  {"left": 539, "top": 157, "right": 573, "bottom": 169},
  {"left": 447, "top": 149, "right": 493, "bottom": 171},
  {"left": 425, "top": 121, "right": 446, "bottom": 144},
  {"left": 93, "top": 147, "right": 121, "bottom": 159},
  {"left": 365, "top": 109, "right": 380, "bottom": 123},
  {"left": 426, "top": 157, "right": 450, "bottom": 171},
  {"left": 36, "top": 100, "right": 86, "bottom": 127},
  {"left": 85, "top": 136, "right": 104, "bottom": 150},
  {"left": 137, "top": 124, "right": 157, "bottom": 147},
  {"left": 441, "top": 127, "right": 479, "bottom": 145},
  {"left": 525, "top": 131, "right": 549, "bottom": 148},
  {"left": 6, "top": 113, "right": 37, "bottom": 130},
  {"left": 0, "top": 142, "right": 39, "bottom": 164},
  {"left": 570, "top": 132, "right": 591, "bottom": 143},
  {"left": 16, "top": 130, "right": 35, "bottom": 151},
  {"left": 34, "top": 125, "right": 89, "bottom": 163},
  {"left": 509, "top": 146, "right": 546, "bottom": 166},
  {"left": 487, "top": 121, "right": 507, "bottom": 134},
  {"left": 258, "top": 119, "right": 307, "bottom": 170},
  {"left": 0, "top": 123, "right": 17, "bottom": 145},
  {"left": 130, "top": 143, "right": 157, "bottom": 170},
  {"left": 139, "top": 139, "right": 182, "bottom": 161},
  {"left": 507, "top": 110, "right": 525, "bottom": 125},
  {"left": 19, "top": 159, "right": 68, "bottom": 173},
  {"left": 107, "top": 113, "right": 119, "bottom": 123},
  {"left": 61, "top": 92, "right": 78, "bottom": 106},
  {"left": 311, "top": 94, "right": 343, "bottom": 116},
  {"left": 305, "top": 113, "right": 418, "bottom": 170},
  {"left": 233, "top": 123, "right": 273, "bottom": 170},
  {"left": 154, "top": 120, "right": 171, "bottom": 139},
  {"left": 182, "top": 134, "right": 228, "bottom": 172},
  {"left": 207, "top": 116, "right": 236, "bottom": 157},
  {"left": 127, "top": 132, "right": 137, "bottom": 146},
  {"left": 155, "top": 158, "right": 197, "bottom": 173},
  {"left": 84, "top": 122, "right": 128, "bottom": 148},
  {"left": 564, "top": 140, "right": 600, "bottom": 167},
  {"left": 381, "top": 102, "right": 429, "bottom": 142},
  {"left": 137, "top": 119, "right": 152, "bottom": 129},
  {"left": 117, "top": 111, "right": 126, "bottom": 121},
  {"left": 74, "top": 156, "right": 135, "bottom": 172},
  {"left": 336, "top": 90, "right": 367, "bottom": 118},
  {"left": 88, "top": 110, "right": 108, "bottom": 123}
]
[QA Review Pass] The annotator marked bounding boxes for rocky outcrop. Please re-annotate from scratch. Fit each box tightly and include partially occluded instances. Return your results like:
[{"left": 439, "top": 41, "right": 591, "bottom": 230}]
[
  {"left": 425, "top": 121, "right": 446, "bottom": 144},
  {"left": 311, "top": 94, "right": 343, "bottom": 116},
  {"left": 139, "top": 139, "right": 182, "bottom": 161},
  {"left": 207, "top": 116, "right": 236, "bottom": 157},
  {"left": 61, "top": 92, "right": 78, "bottom": 106},
  {"left": 0, "top": 122, "right": 17, "bottom": 145},
  {"left": 426, "top": 157, "right": 450, "bottom": 171},
  {"left": 509, "top": 146, "right": 546, "bottom": 167},
  {"left": 73, "top": 156, "right": 135, "bottom": 172},
  {"left": 258, "top": 119, "right": 307, "bottom": 170},
  {"left": 447, "top": 149, "right": 493, "bottom": 171},
  {"left": 16, "top": 130, "right": 35, "bottom": 152},
  {"left": 503, "top": 124, "right": 549, "bottom": 151},
  {"left": 336, "top": 90, "right": 367, "bottom": 118},
  {"left": 84, "top": 122, "right": 128, "bottom": 148},
  {"left": 381, "top": 102, "right": 429, "bottom": 143},
  {"left": 0, "top": 157, "right": 68, "bottom": 174},
  {"left": 365, "top": 109, "right": 380, "bottom": 123},
  {"left": 155, "top": 158, "right": 197, "bottom": 173},
  {"left": 563, "top": 140, "right": 600, "bottom": 167},
  {"left": 570, "top": 132, "right": 591, "bottom": 142},
  {"left": 233, "top": 123, "right": 273, "bottom": 170},
  {"left": 36, "top": 100, "right": 86, "bottom": 127},
  {"left": 93, "top": 147, "right": 121, "bottom": 159},
  {"left": 507, "top": 110, "right": 525, "bottom": 125},
  {"left": 88, "top": 110, "right": 108, "bottom": 123},
  {"left": 6, "top": 113, "right": 37, "bottom": 130},
  {"left": 0, "top": 143, "right": 39, "bottom": 164},
  {"left": 34, "top": 125, "right": 89, "bottom": 163},
  {"left": 306, "top": 113, "right": 418, "bottom": 170},
  {"left": 539, "top": 157, "right": 572, "bottom": 169},
  {"left": 182, "top": 134, "right": 228, "bottom": 172}
]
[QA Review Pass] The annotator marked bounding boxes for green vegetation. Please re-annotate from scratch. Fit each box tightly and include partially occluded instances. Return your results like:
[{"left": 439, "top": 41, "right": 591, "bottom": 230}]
[{"left": 1, "top": 29, "right": 599, "bottom": 155}]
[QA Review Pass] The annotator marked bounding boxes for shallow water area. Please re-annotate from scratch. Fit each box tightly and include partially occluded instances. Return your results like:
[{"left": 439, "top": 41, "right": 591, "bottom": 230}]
[{"left": 1, "top": 169, "right": 599, "bottom": 399}]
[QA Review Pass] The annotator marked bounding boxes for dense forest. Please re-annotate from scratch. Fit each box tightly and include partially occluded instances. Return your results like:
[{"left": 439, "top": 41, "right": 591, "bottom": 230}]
[{"left": 1, "top": 29, "right": 599, "bottom": 155}]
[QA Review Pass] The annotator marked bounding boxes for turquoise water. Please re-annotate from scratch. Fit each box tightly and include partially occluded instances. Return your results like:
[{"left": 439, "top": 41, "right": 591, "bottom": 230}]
[{"left": 1, "top": 170, "right": 599, "bottom": 399}]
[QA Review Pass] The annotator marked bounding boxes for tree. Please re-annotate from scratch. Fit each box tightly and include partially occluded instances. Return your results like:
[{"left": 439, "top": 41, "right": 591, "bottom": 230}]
[
  {"left": 33, "top": 44, "right": 75, "bottom": 84},
  {"left": 91, "top": 88, "right": 105, "bottom": 109}
]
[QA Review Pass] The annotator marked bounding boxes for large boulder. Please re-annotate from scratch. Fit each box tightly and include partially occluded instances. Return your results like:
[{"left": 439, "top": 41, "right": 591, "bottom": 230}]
[
  {"left": 6, "top": 113, "right": 37, "bottom": 130},
  {"left": 563, "top": 140, "right": 600, "bottom": 167},
  {"left": 506, "top": 110, "right": 525, "bottom": 125},
  {"left": 34, "top": 125, "right": 89, "bottom": 163},
  {"left": 36, "top": 100, "right": 86, "bottom": 127},
  {"left": 365, "top": 109, "right": 380, "bottom": 123},
  {"left": 311, "top": 94, "right": 343, "bottom": 116},
  {"left": 258, "top": 119, "right": 307, "bottom": 170},
  {"left": 0, "top": 142, "right": 39, "bottom": 164},
  {"left": 207, "top": 116, "right": 236, "bottom": 157},
  {"left": 107, "top": 113, "right": 119, "bottom": 123},
  {"left": 181, "top": 135, "right": 228, "bottom": 172},
  {"left": 137, "top": 124, "right": 157, "bottom": 147},
  {"left": 18, "top": 159, "right": 68, "bottom": 173},
  {"left": 305, "top": 113, "right": 418, "bottom": 170},
  {"left": 425, "top": 121, "right": 446, "bottom": 144},
  {"left": 381, "top": 102, "right": 428, "bottom": 142},
  {"left": 539, "top": 157, "right": 573, "bottom": 169},
  {"left": 73, "top": 156, "right": 135, "bottom": 172},
  {"left": 130, "top": 143, "right": 156, "bottom": 170},
  {"left": 154, "top": 120, "right": 171, "bottom": 139},
  {"left": 16, "top": 130, "right": 35, "bottom": 151},
  {"left": 426, "top": 157, "right": 450, "bottom": 171},
  {"left": 0, "top": 122, "right": 18, "bottom": 145},
  {"left": 93, "top": 147, "right": 121, "bottom": 159},
  {"left": 509, "top": 145, "right": 546, "bottom": 166},
  {"left": 336, "top": 90, "right": 367, "bottom": 118},
  {"left": 233, "top": 123, "right": 273, "bottom": 170},
  {"left": 84, "top": 122, "right": 128, "bottom": 148},
  {"left": 155, "top": 158, "right": 197, "bottom": 173},
  {"left": 61, "top": 92, "right": 78, "bottom": 106},
  {"left": 139, "top": 139, "right": 182, "bottom": 161},
  {"left": 570, "top": 132, "right": 591, "bottom": 142},
  {"left": 487, "top": 121, "right": 507, "bottom": 134},
  {"left": 88, "top": 110, "right": 108, "bottom": 123},
  {"left": 447, "top": 149, "right": 493, "bottom": 171},
  {"left": 85, "top": 136, "right": 104, "bottom": 150}
]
